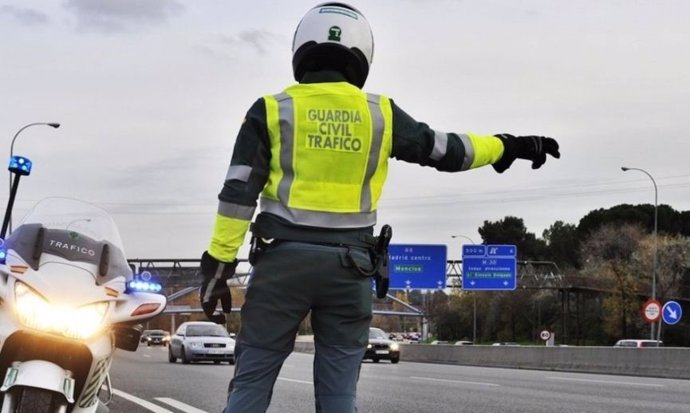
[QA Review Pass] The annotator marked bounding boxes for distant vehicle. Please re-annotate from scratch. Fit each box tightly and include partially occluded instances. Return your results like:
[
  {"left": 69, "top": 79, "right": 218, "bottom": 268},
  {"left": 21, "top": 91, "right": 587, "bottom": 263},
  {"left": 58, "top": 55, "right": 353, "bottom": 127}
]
[
  {"left": 364, "top": 327, "right": 400, "bottom": 363},
  {"left": 168, "top": 321, "right": 235, "bottom": 364},
  {"left": 141, "top": 329, "right": 170, "bottom": 346},
  {"left": 430, "top": 340, "right": 450, "bottom": 345},
  {"left": 492, "top": 342, "right": 520, "bottom": 346},
  {"left": 405, "top": 332, "right": 421, "bottom": 342},
  {"left": 454, "top": 340, "right": 473, "bottom": 346},
  {"left": 613, "top": 339, "right": 663, "bottom": 348},
  {"left": 388, "top": 333, "right": 404, "bottom": 341}
]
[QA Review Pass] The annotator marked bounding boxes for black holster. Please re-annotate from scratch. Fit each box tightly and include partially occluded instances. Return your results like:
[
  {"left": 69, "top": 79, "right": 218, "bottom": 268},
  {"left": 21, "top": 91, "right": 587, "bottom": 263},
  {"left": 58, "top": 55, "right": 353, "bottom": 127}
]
[
  {"left": 346, "top": 224, "right": 392, "bottom": 299},
  {"left": 248, "top": 234, "right": 272, "bottom": 266}
]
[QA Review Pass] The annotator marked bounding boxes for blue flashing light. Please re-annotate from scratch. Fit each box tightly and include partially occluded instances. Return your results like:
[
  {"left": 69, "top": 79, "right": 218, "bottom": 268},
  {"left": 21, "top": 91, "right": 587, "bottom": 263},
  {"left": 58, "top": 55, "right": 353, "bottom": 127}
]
[
  {"left": 8, "top": 156, "right": 32, "bottom": 176},
  {"left": 127, "top": 279, "right": 163, "bottom": 293},
  {"left": 0, "top": 245, "right": 6, "bottom": 264}
]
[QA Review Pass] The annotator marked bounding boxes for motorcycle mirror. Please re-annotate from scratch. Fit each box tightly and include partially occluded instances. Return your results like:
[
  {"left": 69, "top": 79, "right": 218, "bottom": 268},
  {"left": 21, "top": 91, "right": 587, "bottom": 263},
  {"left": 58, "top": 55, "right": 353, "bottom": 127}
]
[
  {"left": 99, "top": 243, "right": 110, "bottom": 277},
  {"left": 113, "top": 324, "right": 144, "bottom": 352}
]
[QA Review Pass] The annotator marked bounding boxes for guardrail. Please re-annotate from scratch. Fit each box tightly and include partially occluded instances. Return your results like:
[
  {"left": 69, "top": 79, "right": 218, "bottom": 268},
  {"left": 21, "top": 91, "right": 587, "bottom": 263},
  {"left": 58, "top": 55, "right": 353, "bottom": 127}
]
[{"left": 293, "top": 341, "right": 690, "bottom": 380}]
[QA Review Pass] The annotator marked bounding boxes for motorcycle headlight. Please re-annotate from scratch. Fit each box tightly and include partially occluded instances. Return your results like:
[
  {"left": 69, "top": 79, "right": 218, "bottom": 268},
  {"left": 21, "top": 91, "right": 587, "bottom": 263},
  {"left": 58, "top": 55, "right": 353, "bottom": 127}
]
[{"left": 14, "top": 281, "right": 108, "bottom": 340}]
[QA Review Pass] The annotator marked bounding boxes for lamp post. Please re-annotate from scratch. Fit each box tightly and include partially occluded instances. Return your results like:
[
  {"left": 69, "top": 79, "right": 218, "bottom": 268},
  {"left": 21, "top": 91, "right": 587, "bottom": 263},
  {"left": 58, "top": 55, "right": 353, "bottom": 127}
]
[
  {"left": 451, "top": 234, "right": 479, "bottom": 344},
  {"left": 621, "top": 166, "right": 658, "bottom": 340},
  {"left": 451, "top": 234, "right": 476, "bottom": 248},
  {"left": 8, "top": 122, "right": 60, "bottom": 233}
]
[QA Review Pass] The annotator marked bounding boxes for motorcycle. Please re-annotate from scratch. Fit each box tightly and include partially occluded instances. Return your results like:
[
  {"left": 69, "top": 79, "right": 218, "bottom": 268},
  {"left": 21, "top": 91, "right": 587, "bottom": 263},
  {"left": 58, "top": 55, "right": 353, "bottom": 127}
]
[{"left": 0, "top": 195, "right": 167, "bottom": 412}]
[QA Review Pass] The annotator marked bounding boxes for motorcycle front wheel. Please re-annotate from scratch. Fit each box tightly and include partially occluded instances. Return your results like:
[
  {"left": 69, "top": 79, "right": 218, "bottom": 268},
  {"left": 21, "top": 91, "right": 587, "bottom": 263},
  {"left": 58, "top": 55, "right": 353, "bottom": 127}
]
[{"left": 2, "top": 386, "right": 68, "bottom": 413}]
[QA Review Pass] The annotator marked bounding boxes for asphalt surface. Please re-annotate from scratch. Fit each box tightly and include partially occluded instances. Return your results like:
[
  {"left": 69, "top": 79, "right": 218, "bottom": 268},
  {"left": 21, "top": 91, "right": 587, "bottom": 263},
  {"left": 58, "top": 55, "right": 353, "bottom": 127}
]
[{"left": 105, "top": 344, "right": 690, "bottom": 412}]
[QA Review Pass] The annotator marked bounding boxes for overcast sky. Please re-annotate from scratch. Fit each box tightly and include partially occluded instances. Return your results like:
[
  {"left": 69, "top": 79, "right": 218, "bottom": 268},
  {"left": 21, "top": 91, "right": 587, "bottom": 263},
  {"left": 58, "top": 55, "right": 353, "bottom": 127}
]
[{"left": 2, "top": 0, "right": 689, "bottom": 260}]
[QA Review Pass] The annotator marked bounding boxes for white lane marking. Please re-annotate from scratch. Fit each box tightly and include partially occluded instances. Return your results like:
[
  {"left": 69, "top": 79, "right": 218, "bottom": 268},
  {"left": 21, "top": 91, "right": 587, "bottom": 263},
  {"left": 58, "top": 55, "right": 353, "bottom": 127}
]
[
  {"left": 546, "top": 376, "right": 664, "bottom": 387},
  {"left": 111, "top": 388, "right": 174, "bottom": 413},
  {"left": 410, "top": 376, "right": 500, "bottom": 387},
  {"left": 156, "top": 397, "right": 208, "bottom": 413},
  {"left": 278, "top": 377, "right": 313, "bottom": 385}
]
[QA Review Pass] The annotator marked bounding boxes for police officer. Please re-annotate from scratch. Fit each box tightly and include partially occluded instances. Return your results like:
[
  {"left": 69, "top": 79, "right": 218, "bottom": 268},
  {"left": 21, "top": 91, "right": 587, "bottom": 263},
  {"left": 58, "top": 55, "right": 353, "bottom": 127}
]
[{"left": 199, "top": 3, "right": 560, "bottom": 412}]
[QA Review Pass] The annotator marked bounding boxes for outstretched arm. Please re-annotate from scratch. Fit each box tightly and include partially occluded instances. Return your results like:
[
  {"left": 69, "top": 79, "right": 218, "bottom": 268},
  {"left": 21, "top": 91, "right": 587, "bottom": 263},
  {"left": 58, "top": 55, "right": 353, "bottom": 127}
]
[{"left": 390, "top": 101, "right": 559, "bottom": 173}]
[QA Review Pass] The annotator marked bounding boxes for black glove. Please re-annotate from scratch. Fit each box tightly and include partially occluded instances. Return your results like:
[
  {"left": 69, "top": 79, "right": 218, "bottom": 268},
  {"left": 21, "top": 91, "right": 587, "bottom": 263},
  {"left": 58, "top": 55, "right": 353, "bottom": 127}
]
[
  {"left": 200, "top": 251, "right": 237, "bottom": 324},
  {"left": 492, "top": 134, "right": 560, "bottom": 173}
]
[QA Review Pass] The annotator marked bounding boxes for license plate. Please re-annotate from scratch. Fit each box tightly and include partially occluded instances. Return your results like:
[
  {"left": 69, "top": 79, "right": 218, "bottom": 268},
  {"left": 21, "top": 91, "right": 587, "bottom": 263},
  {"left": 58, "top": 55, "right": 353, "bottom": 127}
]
[
  {"left": 375, "top": 350, "right": 389, "bottom": 355},
  {"left": 208, "top": 349, "right": 224, "bottom": 354}
]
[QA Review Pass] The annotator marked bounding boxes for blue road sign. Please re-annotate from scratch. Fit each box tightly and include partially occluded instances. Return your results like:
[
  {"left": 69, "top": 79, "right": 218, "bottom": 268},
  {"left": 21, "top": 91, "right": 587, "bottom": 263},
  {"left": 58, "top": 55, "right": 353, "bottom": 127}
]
[
  {"left": 388, "top": 244, "right": 447, "bottom": 290},
  {"left": 462, "top": 244, "right": 517, "bottom": 291},
  {"left": 662, "top": 301, "right": 683, "bottom": 325}
]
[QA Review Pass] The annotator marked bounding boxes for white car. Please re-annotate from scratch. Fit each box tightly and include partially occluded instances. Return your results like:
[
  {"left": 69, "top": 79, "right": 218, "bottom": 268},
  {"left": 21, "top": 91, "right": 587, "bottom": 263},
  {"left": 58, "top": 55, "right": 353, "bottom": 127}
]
[
  {"left": 168, "top": 321, "right": 235, "bottom": 364},
  {"left": 613, "top": 339, "right": 663, "bottom": 348}
]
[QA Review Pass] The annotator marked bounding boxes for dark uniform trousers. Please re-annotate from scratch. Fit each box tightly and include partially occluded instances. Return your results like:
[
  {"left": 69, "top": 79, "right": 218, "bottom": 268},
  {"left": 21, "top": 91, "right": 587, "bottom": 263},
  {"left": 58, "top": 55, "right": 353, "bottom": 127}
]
[{"left": 224, "top": 241, "right": 374, "bottom": 413}]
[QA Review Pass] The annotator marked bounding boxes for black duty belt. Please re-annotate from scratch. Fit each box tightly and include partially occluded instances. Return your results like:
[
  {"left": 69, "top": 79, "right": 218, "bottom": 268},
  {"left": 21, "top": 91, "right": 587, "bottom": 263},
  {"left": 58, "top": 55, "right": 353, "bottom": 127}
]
[{"left": 249, "top": 221, "right": 376, "bottom": 249}]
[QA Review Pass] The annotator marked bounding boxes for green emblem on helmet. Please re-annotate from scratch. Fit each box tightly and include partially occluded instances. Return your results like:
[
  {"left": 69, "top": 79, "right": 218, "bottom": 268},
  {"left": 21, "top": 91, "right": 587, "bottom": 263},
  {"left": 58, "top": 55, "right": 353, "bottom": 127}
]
[
  {"left": 328, "top": 26, "right": 341, "bottom": 42},
  {"left": 69, "top": 231, "right": 80, "bottom": 240}
]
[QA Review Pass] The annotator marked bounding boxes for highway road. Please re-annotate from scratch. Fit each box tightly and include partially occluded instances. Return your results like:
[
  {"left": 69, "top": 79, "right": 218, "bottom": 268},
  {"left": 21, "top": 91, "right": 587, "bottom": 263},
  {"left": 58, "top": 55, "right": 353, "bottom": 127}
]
[{"left": 106, "top": 344, "right": 690, "bottom": 413}]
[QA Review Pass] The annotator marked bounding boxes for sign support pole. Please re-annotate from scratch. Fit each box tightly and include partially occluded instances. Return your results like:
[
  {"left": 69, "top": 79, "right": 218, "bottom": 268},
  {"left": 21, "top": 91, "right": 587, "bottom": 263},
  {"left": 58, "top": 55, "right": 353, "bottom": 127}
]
[{"left": 473, "top": 293, "right": 477, "bottom": 343}]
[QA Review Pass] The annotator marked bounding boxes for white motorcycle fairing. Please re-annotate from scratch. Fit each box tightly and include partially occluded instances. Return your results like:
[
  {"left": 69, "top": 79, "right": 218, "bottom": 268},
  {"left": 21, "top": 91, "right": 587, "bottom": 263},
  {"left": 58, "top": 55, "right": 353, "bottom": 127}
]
[{"left": 0, "top": 198, "right": 166, "bottom": 412}]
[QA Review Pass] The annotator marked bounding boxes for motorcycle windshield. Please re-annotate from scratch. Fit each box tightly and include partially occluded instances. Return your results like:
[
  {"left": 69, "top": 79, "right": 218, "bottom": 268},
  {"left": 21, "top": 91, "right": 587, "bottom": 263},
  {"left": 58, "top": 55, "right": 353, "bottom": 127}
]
[{"left": 7, "top": 197, "right": 132, "bottom": 282}]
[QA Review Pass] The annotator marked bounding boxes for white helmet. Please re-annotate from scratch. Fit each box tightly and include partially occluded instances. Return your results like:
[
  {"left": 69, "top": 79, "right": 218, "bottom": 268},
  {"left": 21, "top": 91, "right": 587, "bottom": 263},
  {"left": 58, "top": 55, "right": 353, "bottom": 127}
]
[{"left": 292, "top": 3, "right": 374, "bottom": 87}]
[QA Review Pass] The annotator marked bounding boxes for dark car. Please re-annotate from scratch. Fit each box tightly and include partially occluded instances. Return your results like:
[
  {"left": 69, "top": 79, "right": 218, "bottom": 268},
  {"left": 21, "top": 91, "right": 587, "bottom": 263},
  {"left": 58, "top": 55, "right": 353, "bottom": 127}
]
[
  {"left": 141, "top": 329, "right": 170, "bottom": 346},
  {"left": 168, "top": 321, "right": 235, "bottom": 364},
  {"left": 363, "top": 327, "right": 400, "bottom": 363}
]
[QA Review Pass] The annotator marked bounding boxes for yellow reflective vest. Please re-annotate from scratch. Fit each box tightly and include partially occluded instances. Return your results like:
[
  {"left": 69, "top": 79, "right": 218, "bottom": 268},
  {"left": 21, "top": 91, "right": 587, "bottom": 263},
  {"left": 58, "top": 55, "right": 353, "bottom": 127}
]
[
  {"left": 209, "top": 81, "right": 393, "bottom": 261},
  {"left": 261, "top": 81, "right": 393, "bottom": 228}
]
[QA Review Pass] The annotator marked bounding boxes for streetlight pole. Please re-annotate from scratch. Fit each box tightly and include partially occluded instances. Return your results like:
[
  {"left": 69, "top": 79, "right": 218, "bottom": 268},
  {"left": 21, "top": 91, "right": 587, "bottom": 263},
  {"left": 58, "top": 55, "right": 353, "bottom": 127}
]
[
  {"left": 8, "top": 122, "right": 60, "bottom": 233},
  {"left": 621, "top": 166, "right": 658, "bottom": 340},
  {"left": 451, "top": 234, "right": 479, "bottom": 344},
  {"left": 451, "top": 234, "right": 476, "bottom": 248}
]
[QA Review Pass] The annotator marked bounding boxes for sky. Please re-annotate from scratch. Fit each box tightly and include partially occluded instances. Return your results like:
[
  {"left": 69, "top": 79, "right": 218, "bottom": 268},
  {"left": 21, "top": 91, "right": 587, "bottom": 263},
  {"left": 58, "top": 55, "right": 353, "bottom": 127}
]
[{"left": 1, "top": 0, "right": 689, "bottom": 260}]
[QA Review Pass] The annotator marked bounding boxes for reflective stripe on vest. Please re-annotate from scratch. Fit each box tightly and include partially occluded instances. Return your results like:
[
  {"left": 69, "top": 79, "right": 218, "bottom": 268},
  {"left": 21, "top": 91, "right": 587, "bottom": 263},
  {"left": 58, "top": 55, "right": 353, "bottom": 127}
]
[{"left": 262, "top": 83, "right": 392, "bottom": 228}]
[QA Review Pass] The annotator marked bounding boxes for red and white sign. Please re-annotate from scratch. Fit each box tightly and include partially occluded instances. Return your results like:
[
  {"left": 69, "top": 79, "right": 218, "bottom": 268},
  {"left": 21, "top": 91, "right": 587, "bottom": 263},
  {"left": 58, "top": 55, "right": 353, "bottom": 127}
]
[
  {"left": 540, "top": 330, "right": 551, "bottom": 341},
  {"left": 641, "top": 299, "right": 662, "bottom": 323}
]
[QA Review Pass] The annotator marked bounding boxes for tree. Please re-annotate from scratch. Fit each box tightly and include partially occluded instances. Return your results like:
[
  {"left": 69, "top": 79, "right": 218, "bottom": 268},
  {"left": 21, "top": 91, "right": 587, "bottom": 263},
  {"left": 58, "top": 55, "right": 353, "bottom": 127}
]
[
  {"left": 681, "top": 211, "right": 690, "bottom": 236},
  {"left": 578, "top": 204, "right": 686, "bottom": 237},
  {"left": 578, "top": 204, "right": 648, "bottom": 238},
  {"left": 478, "top": 216, "right": 546, "bottom": 259},
  {"left": 428, "top": 293, "right": 471, "bottom": 341},
  {"left": 542, "top": 220, "right": 581, "bottom": 269},
  {"left": 579, "top": 224, "right": 648, "bottom": 340},
  {"left": 636, "top": 234, "right": 690, "bottom": 302}
]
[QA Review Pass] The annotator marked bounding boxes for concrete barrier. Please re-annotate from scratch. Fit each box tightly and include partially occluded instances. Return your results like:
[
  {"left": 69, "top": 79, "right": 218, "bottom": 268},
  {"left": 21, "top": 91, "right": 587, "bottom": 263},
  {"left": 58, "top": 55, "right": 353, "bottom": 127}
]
[{"left": 293, "top": 341, "right": 690, "bottom": 380}]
